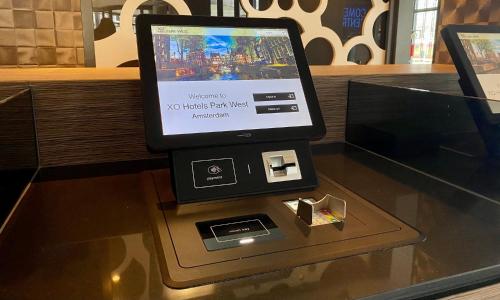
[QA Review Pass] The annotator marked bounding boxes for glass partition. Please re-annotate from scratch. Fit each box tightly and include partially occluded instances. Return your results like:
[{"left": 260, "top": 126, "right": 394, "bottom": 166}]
[
  {"left": 0, "top": 87, "right": 38, "bottom": 233},
  {"left": 346, "top": 81, "right": 500, "bottom": 202}
]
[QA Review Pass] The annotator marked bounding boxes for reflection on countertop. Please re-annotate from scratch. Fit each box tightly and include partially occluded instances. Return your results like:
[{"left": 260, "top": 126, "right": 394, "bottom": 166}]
[{"left": 0, "top": 143, "right": 499, "bottom": 299}]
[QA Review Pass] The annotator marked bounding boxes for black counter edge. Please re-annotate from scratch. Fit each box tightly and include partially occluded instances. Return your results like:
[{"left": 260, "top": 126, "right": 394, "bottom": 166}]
[{"left": 34, "top": 158, "right": 169, "bottom": 181}]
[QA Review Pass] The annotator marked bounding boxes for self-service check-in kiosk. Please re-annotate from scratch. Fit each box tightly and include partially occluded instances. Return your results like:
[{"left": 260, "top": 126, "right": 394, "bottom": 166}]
[
  {"left": 136, "top": 15, "right": 422, "bottom": 288},
  {"left": 137, "top": 15, "right": 326, "bottom": 203}
]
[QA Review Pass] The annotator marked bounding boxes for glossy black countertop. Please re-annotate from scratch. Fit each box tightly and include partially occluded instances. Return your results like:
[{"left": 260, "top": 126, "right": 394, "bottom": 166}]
[{"left": 0, "top": 143, "right": 499, "bottom": 299}]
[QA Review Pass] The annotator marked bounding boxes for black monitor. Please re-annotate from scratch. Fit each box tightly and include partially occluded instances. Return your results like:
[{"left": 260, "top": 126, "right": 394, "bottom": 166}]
[
  {"left": 441, "top": 25, "right": 500, "bottom": 124},
  {"left": 136, "top": 15, "right": 325, "bottom": 151}
]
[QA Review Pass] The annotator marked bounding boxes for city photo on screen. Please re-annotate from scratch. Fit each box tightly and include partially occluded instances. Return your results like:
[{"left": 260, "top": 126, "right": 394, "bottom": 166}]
[
  {"left": 150, "top": 25, "right": 313, "bottom": 135},
  {"left": 152, "top": 26, "right": 300, "bottom": 81},
  {"left": 458, "top": 32, "right": 500, "bottom": 105},
  {"left": 459, "top": 33, "right": 500, "bottom": 75}
]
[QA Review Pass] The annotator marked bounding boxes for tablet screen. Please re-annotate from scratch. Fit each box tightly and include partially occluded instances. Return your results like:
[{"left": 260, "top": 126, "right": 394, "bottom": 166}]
[
  {"left": 457, "top": 32, "right": 500, "bottom": 112},
  {"left": 151, "top": 25, "right": 313, "bottom": 136}
]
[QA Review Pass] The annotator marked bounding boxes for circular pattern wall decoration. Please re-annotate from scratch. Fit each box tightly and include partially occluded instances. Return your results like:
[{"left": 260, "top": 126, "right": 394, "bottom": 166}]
[
  {"left": 94, "top": 0, "right": 191, "bottom": 67},
  {"left": 93, "top": 0, "right": 388, "bottom": 66},
  {"left": 240, "top": 0, "right": 389, "bottom": 65}
]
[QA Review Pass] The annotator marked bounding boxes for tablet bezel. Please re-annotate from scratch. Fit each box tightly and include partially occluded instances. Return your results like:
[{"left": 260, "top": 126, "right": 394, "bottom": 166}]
[
  {"left": 136, "top": 15, "right": 326, "bottom": 151},
  {"left": 441, "top": 24, "right": 500, "bottom": 124}
]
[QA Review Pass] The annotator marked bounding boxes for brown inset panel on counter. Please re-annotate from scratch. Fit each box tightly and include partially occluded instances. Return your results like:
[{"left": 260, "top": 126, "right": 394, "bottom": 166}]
[{"left": 146, "top": 170, "right": 422, "bottom": 288}]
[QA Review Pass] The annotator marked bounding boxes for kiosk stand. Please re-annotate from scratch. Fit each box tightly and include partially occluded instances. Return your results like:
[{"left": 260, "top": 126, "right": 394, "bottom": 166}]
[
  {"left": 136, "top": 15, "right": 422, "bottom": 288},
  {"left": 136, "top": 15, "right": 326, "bottom": 203}
]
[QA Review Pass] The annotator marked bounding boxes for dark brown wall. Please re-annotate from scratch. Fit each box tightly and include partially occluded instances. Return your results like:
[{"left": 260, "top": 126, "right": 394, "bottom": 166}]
[
  {"left": 2, "top": 73, "right": 457, "bottom": 167},
  {"left": 434, "top": 0, "right": 499, "bottom": 64}
]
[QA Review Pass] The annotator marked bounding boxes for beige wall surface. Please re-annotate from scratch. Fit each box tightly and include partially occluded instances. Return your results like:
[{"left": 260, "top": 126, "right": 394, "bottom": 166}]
[{"left": 0, "top": 0, "right": 84, "bottom": 67}]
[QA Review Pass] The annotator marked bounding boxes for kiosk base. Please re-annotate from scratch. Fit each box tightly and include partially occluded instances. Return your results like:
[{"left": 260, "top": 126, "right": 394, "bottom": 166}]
[
  {"left": 145, "top": 170, "right": 423, "bottom": 288},
  {"left": 170, "top": 140, "right": 318, "bottom": 203}
]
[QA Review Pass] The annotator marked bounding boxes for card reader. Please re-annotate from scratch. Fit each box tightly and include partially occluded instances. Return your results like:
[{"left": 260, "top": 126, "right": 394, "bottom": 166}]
[{"left": 262, "top": 150, "right": 302, "bottom": 183}]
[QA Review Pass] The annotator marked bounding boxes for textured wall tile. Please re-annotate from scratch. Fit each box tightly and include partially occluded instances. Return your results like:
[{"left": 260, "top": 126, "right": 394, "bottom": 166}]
[
  {"left": 0, "top": 9, "right": 14, "bottom": 27},
  {"left": 490, "top": 3, "right": 500, "bottom": 22},
  {"left": 17, "top": 46, "right": 36, "bottom": 64},
  {"left": 52, "top": 0, "right": 70, "bottom": 11},
  {"left": 35, "top": 28, "right": 55, "bottom": 46},
  {"left": 73, "top": 29, "right": 82, "bottom": 47},
  {"left": 434, "top": 0, "right": 499, "bottom": 63},
  {"left": 0, "top": 28, "right": 16, "bottom": 46},
  {"left": 34, "top": 0, "right": 52, "bottom": 10},
  {"left": 54, "top": 11, "right": 72, "bottom": 29},
  {"left": 73, "top": 12, "right": 81, "bottom": 30},
  {"left": 13, "top": 10, "right": 34, "bottom": 28},
  {"left": 12, "top": 0, "right": 32, "bottom": 9},
  {"left": 0, "top": 46, "right": 17, "bottom": 64},
  {"left": 56, "top": 47, "right": 76, "bottom": 64},
  {"left": 35, "top": 10, "right": 54, "bottom": 28},
  {"left": 0, "top": 0, "right": 82, "bottom": 66},
  {"left": 71, "top": 0, "right": 80, "bottom": 11},
  {"left": 15, "top": 28, "right": 35, "bottom": 46},
  {"left": 55, "top": 29, "right": 73, "bottom": 47},
  {"left": 76, "top": 46, "right": 84, "bottom": 64},
  {"left": 36, "top": 46, "right": 55, "bottom": 64},
  {"left": 0, "top": 0, "right": 12, "bottom": 9},
  {"left": 464, "top": 2, "right": 486, "bottom": 23}
]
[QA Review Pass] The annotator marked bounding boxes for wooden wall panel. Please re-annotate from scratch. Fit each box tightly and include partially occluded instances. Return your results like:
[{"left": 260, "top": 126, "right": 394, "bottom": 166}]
[
  {"left": 0, "top": 84, "right": 29, "bottom": 99},
  {"left": 27, "top": 73, "right": 460, "bottom": 167},
  {"left": 32, "top": 80, "right": 166, "bottom": 167}
]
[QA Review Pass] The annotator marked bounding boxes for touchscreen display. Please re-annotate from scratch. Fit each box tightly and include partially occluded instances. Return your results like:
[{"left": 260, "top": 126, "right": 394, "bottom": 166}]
[
  {"left": 151, "top": 25, "right": 313, "bottom": 135},
  {"left": 458, "top": 32, "right": 500, "bottom": 113}
]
